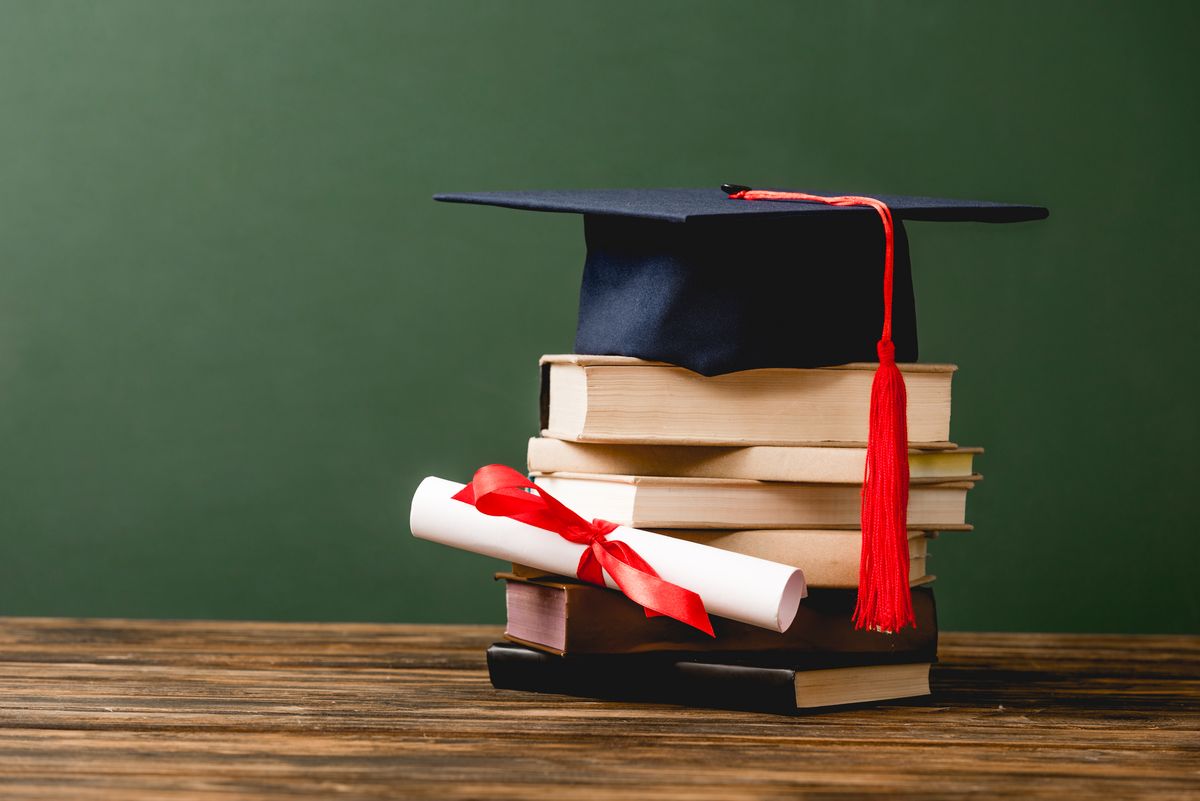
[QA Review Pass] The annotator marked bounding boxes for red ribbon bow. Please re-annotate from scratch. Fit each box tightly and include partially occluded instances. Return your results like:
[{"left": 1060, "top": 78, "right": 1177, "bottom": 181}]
[{"left": 452, "top": 464, "right": 714, "bottom": 636}]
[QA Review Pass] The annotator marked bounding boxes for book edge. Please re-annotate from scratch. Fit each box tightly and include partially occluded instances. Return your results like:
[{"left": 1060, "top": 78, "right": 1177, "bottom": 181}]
[{"left": 542, "top": 430, "right": 960, "bottom": 449}]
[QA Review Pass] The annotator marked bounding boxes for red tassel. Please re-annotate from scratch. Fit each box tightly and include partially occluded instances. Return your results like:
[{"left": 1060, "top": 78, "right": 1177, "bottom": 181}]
[
  {"left": 728, "top": 186, "right": 914, "bottom": 631},
  {"left": 855, "top": 339, "right": 913, "bottom": 632}
]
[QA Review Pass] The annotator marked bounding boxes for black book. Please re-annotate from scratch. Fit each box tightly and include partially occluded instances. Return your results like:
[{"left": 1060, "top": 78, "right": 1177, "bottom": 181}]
[{"left": 487, "top": 641, "right": 933, "bottom": 715}]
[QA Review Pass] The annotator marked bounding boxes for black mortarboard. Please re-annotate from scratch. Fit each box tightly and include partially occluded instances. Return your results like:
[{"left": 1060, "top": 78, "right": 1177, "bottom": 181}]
[
  {"left": 434, "top": 186, "right": 1047, "bottom": 376},
  {"left": 434, "top": 185, "right": 1047, "bottom": 633}
]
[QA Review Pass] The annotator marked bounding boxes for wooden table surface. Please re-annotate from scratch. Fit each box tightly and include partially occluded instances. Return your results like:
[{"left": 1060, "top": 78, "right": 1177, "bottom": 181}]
[{"left": 0, "top": 619, "right": 1196, "bottom": 800}]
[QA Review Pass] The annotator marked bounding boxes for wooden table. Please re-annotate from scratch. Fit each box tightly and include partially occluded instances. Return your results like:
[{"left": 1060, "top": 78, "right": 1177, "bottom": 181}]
[{"left": 0, "top": 619, "right": 1196, "bottom": 800}]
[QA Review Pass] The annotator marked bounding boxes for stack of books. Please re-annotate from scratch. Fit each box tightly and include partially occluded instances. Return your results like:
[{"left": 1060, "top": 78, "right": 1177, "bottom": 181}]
[{"left": 487, "top": 354, "right": 982, "bottom": 714}]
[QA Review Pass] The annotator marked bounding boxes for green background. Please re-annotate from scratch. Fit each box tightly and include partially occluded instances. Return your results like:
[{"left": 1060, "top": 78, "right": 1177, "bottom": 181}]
[{"left": 1, "top": 1, "right": 1196, "bottom": 633}]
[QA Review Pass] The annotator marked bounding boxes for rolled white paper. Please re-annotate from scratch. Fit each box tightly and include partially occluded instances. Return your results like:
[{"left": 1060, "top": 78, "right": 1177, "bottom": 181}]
[{"left": 410, "top": 476, "right": 808, "bottom": 633}]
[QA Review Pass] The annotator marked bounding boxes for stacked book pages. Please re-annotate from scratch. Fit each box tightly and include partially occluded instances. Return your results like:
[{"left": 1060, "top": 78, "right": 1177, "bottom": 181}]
[{"left": 488, "top": 354, "right": 981, "bottom": 714}]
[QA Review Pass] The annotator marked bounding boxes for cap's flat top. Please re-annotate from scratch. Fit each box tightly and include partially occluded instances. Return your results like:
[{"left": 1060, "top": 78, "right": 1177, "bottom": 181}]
[
  {"left": 540, "top": 354, "right": 957, "bottom": 372},
  {"left": 434, "top": 187, "right": 1048, "bottom": 224}
]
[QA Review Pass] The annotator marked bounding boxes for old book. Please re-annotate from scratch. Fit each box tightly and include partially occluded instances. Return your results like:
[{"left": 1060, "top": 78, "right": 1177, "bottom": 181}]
[
  {"left": 528, "top": 437, "right": 980, "bottom": 484},
  {"left": 531, "top": 472, "right": 973, "bottom": 529},
  {"left": 661, "top": 530, "right": 931, "bottom": 589},
  {"left": 502, "top": 573, "right": 938, "bottom": 656},
  {"left": 487, "top": 641, "right": 932, "bottom": 713},
  {"left": 512, "top": 531, "right": 933, "bottom": 589},
  {"left": 539, "top": 354, "right": 955, "bottom": 446}
]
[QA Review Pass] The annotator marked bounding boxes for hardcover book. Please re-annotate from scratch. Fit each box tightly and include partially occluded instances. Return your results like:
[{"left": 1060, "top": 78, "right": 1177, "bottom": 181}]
[
  {"left": 656, "top": 529, "right": 932, "bottom": 588},
  {"left": 528, "top": 437, "right": 980, "bottom": 484},
  {"left": 531, "top": 472, "right": 973, "bottom": 530},
  {"left": 487, "top": 641, "right": 932, "bottom": 714},
  {"left": 539, "top": 354, "right": 955, "bottom": 446},
  {"left": 501, "top": 573, "right": 938, "bottom": 656},
  {"left": 512, "top": 529, "right": 934, "bottom": 589}
]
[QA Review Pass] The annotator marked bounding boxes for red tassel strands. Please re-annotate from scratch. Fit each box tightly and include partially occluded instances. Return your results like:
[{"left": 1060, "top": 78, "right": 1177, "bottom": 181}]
[{"left": 726, "top": 187, "right": 914, "bottom": 632}]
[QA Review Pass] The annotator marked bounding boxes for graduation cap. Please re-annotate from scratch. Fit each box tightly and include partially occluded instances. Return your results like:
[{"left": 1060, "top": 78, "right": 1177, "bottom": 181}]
[{"left": 434, "top": 185, "right": 1047, "bottom": 633}]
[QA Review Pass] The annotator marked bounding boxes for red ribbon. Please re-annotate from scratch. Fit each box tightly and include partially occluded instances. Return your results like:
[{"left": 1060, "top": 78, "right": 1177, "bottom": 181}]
[{"left": 452, "top": 464, "right": 714, "bottom": 636}]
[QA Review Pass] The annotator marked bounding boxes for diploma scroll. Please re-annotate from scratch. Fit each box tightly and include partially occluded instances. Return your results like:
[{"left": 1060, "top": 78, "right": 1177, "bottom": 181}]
[{"left": 410, "top": 476, "right": 808, "bottom": 633}]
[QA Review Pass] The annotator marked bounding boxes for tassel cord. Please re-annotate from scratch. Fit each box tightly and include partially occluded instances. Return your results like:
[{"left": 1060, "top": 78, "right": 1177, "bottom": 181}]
[{"left": 728, "top": 187, "right": 914, "bottom": 631}]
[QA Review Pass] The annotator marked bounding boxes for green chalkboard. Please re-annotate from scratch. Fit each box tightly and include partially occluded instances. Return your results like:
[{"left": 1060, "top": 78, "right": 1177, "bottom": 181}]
[{"left": 0, "top": 1, "right": 1196, "bottom": 632}]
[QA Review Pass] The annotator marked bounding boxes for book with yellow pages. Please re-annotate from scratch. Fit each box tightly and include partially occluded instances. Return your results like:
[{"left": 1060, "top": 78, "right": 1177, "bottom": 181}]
[
  {"left": 531, "top": 472, "right": 974, "bottom": 530},
  {"left": 513, "top": 529, "right": 935, "bottom": 589},
  {"left": 539, "top": 354, "right": 956, "bottom": 446},
  {"left": 659, "top": 529, "right": 933, "bottom": 588},
  {"left": 528, "top": 436, "right": 980, "bottom": 484}
]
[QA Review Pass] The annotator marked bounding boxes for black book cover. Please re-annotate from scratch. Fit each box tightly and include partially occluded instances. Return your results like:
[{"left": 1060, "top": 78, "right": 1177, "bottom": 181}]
[{"left": 486, "top": 642, "right": 935, "bottom": 715}]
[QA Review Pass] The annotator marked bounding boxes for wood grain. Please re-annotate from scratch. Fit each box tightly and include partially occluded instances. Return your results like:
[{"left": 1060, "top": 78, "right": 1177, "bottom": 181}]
[{"left": 0, "top": 618, "right": 1196, "bottom": 800}]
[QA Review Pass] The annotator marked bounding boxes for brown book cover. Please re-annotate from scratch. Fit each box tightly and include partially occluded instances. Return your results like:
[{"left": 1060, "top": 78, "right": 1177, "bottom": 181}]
[{"left": 501, "top": 573, "right": 937, "bottom": 657}]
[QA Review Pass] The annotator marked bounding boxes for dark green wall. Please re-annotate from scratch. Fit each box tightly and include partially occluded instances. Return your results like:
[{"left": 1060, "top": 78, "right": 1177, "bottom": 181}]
[{"left": 1, "top": 1, "right": 1196, "bottom": 632}]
